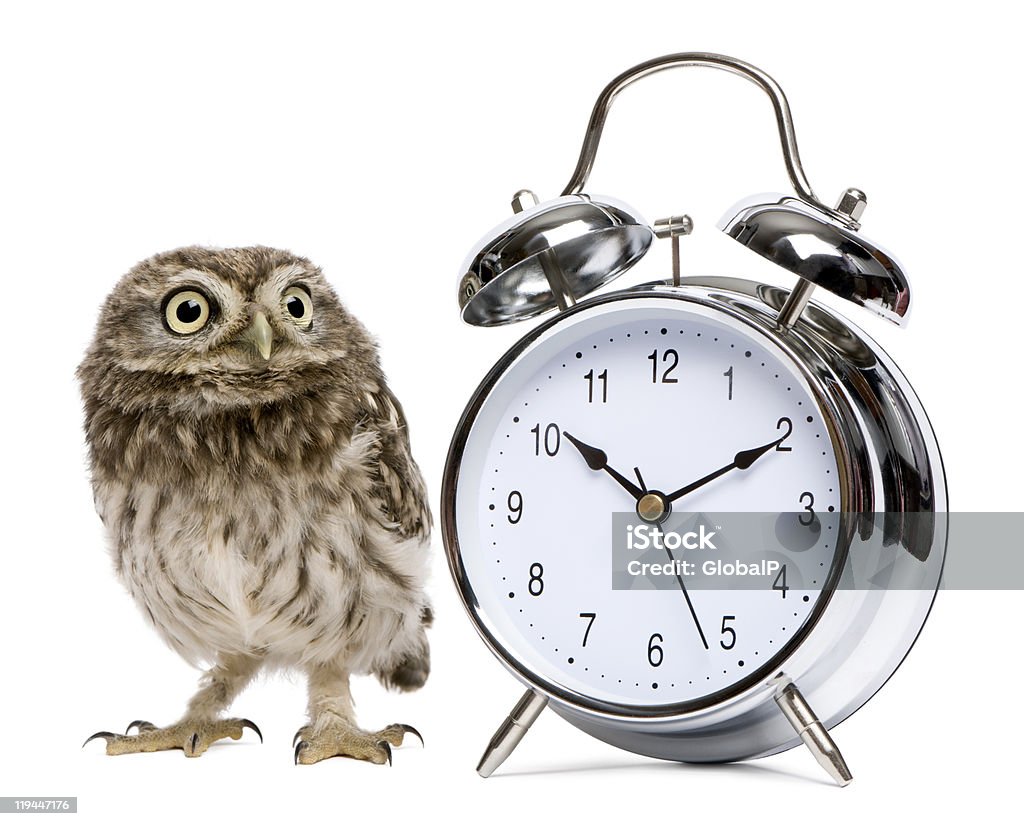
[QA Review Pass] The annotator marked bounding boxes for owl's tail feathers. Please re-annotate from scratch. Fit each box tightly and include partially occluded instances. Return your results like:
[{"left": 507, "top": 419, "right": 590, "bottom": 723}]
[{"left": 376, "top": 603, "right": 432, "bottom": 692}]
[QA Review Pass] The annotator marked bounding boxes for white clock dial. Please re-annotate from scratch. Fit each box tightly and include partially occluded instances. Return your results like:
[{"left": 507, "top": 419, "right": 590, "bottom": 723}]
[{"left": 451, "top": 296, "right": 844, "bottom": 710}]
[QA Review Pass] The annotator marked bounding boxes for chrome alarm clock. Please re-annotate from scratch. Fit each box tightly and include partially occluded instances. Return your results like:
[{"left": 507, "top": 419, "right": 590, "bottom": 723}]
[{"left": 442, "top": 53, "right": 945, "bottom": 785}]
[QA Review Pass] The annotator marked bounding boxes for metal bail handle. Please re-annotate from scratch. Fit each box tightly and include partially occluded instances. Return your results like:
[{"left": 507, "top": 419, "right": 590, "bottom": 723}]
[
  {"left": 560, "top": 52, "right": 857, "bottom": 229},
  {"left": 561, "top": 51, "right": 912, "bottom": 327}
]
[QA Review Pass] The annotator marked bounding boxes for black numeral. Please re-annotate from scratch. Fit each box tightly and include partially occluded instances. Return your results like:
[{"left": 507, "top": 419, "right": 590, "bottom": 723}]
[
  {"left": 776, "top": 417, "right": 793, "bottom": 451},
  {"left": 799, "top": 491, "right": 815, "bottom": 526},
  {"left": 584, "top": 369, "right": 608, "bottom": 403},
  {"left": 773, "top": 564, "right": 789, "bottom": 598},
  {"left": 579, "top": 612, "right": 596, "bottom": 647},
  {"left": 648, "top": 349, "right": 679, "bottom": 383},
  {"left": 528, "top": 562, "right": 544, "bottom": 596},
  {"left": 720, "top": 615, "right": 737, "bottom": 650},
  {"left": 647, "top": 633, "right": 664, "bottom": 667},
  {"left": 507, "top": 490, "right": 523, "bottom": 524},
  {"left": 724, "top": 366, "right": 734, "bottom": 400},
  {"left": 530, "top": 423, "right": 560, "bottom": 456}
]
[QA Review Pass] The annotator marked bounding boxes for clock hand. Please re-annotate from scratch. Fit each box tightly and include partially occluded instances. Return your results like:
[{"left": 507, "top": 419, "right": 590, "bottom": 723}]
[
  {"left": 562, "top": 431, "right": 645, "bottom": 501},
  {"left": 665, "top": 435, "right": 783, "bottom": 503},
  {"left": 564, "top": 431, "right": 709, "bottom": 650},
  {"left": 662, "top": 544, "right": 710, "bottom": 650}
]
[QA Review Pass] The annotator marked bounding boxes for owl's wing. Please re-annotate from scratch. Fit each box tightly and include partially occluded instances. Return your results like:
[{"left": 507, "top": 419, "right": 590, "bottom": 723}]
[{"left": 361, "top": 383, "right": 432, "bottom": 542}]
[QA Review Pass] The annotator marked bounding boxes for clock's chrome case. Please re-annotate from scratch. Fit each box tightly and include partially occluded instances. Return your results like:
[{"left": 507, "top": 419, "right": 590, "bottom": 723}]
[
  {"left": 500, "top": 278, "right": 944, "bottom": 763},
  {"left": 445, "top": 53, "right": 946, "bottom": 785}
]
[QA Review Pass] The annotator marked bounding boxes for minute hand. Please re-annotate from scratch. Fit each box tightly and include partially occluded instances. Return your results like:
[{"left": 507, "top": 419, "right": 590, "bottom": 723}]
[{"left": 665, "top": 437, "right": 782, "bottom": 503}]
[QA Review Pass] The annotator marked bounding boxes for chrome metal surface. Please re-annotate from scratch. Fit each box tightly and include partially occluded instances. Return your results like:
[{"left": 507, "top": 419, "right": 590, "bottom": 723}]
[
  {"left": 511, "top": 189, "right": 539, "bottom": 214},
  {"left": 559, "top": 52, "right": 853, "bottom": 226},
  {"left": 442, "top": 277, "right": 945, "bottom": 765},
  {"left": 654, "top": 214, "right": 693, "bottom": 286},
  {"left": 476, "top": 690, "right": 548, "bottom": 778},
  {"left": 835, "top": 187, "right": 868, "bottom": 225},
  {"left": 458, "top": 194, "right": 653, "bottom": 326},
  {"left": 776, "top": 189, "right": 871, "bottom": 329},
  {"left": 653, "top": 214, "right": 693, "bottom": 240},
  {"left": 774, "top": 677, "right": 853, "bottom": 786},
  {"left": 720, "top": 193, "right": 912, "bottom": 326},
  {"left": 778, "top": 278, "right": 816, "bottom": 329}
]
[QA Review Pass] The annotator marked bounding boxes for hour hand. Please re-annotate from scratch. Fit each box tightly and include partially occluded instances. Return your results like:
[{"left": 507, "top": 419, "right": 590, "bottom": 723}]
[{"left": 562, "top": 431, "right": 644, "bottom": 500}]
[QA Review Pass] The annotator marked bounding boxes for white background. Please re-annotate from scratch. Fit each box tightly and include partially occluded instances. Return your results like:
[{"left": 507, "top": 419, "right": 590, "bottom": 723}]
[{"left": 0, "top": 1, "right": 1019, "bottom": 823}]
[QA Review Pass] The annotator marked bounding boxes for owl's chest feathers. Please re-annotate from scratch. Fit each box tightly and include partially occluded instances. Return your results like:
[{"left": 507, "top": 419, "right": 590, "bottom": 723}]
[
  {"left": 89, "top": 394, "right": 362, "bottom": 485},
  {"left": 92, "top": 403, "right": 390, "bottom": 660}
]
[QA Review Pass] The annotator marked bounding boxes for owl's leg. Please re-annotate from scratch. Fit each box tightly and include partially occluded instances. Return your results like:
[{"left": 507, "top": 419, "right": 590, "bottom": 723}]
[
  {"left": 83, "top": 652, "right": 263, "bottom": 757},
  {"left": 293, "top": 662, "right": 423, "bottom": 766}
]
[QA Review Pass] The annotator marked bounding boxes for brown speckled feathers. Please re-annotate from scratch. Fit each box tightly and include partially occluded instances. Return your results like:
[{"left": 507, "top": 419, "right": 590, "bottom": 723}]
[{"left": 78, "top": 246, "right": 432, "bottom": 682}]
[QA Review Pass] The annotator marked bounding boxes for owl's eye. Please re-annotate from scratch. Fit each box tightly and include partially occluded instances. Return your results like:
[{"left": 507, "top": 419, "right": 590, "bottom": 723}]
[
  {"left": 164, "top": 289, "right": 212, "bottom": 335},
  {"left": 283, "top": 286, "right": 313, "bottom": 329}
]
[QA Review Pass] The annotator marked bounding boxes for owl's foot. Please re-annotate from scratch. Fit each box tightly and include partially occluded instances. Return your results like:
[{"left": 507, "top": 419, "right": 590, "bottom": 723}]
[
  {"left": 292, "top": 722, "right": 423, "bottom": 766},
  {"left": 83, "top": 718, "right": 262, "bottom": 757}
]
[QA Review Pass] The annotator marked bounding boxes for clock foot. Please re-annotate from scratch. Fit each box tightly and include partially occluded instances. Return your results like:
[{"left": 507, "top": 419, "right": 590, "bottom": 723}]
[
  {"left": 476, "top": 689, "right": 548, "bottom": 778},
  {"left": 774, "top": 679, "right": 853, "bottom": 787}
]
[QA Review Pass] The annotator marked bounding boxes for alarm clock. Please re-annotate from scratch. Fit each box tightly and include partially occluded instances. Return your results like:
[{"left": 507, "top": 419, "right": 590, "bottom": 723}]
[{"left": 441, "top": 53, "right": 945, "bottom": 785}]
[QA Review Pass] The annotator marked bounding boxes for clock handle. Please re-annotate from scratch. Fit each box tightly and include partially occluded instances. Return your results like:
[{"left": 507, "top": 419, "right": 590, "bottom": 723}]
[
  {"left": 476, "top": 689, "right": 548, "bottom": 778},
  {"left": 774, "top": 677, "right": 854, "bottom": 786},
  {"left": 560, "top": 52, "right": 852, "bottom": 228}
]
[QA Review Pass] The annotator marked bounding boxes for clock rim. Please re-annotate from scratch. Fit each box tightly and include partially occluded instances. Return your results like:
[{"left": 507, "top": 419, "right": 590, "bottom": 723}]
[{"left": 441, "top": 287, "right": 858, "bottom": 719}]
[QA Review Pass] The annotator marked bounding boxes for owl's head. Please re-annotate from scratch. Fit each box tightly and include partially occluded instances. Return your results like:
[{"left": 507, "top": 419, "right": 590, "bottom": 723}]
[{"left": 79, "top": 246, "right": 379, "bottom": 415}]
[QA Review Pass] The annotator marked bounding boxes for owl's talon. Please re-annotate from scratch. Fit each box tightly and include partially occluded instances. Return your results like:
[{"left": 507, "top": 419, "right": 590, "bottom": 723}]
[
  {"left": 82, "top": 731, "right": 116, "bottom": 748},
  {"left": 187, "top": 733, "right": 200, "bottom": 756},
  {"left": 379, "top": 740, "right": 392, "bottom": 766},
  {"left": 125, "top": 720, "right": 155, "bottom": 735},
  {"left": 294, "top": 741, "right": 307, "bottom": 765},
  {"left": 397, "top": 724, "right": 424, "bottom": 746},
  {"left": 292, "top": 728, "right": 305, "bottom": 748},
  {"left": 240, "top": 718, "right": 263, "bottom": 743}
]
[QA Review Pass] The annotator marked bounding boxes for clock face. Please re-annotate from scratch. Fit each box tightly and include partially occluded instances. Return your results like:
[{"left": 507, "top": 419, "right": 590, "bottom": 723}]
[{"left": 446, "top": 294, "right": 846, "bottom": 713}]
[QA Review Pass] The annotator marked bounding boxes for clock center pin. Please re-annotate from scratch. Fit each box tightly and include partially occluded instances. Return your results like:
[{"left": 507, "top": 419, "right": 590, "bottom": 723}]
[{"left": 637, "top": 492, "right": 670, "bottom": 524}]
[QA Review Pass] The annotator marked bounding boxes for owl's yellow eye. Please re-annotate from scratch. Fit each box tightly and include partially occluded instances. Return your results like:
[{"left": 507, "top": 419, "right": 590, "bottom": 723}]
[
  {"left": 164, "top": 290, "right": 211, "bottom": 335},
  {"left": 283, "top": 286, "right": 313, "bottom": 328}
]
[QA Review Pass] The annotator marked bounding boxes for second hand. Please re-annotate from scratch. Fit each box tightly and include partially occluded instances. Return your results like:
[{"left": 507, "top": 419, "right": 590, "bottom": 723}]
[
  {"left": 634, "top": 465, "right": 709, "bottom": 651},
  {"left": 662, "top": 540, "right": 709, "bottom": 651}
]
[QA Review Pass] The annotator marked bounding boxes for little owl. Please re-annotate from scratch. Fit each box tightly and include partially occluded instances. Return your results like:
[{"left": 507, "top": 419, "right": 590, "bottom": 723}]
[{"left": 78, "top": 246, "right": 431, "bottom": 765}]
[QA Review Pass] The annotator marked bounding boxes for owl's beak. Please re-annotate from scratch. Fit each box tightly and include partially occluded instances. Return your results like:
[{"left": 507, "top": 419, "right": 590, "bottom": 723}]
[{"left": 240, "top": 311, "right": 274, "bottom": 361}]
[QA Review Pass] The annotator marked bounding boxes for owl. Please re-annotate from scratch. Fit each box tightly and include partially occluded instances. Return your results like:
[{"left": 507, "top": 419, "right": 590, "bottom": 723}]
[{"left": 78, "top": 246, "right": 432, "bottom": 765}]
